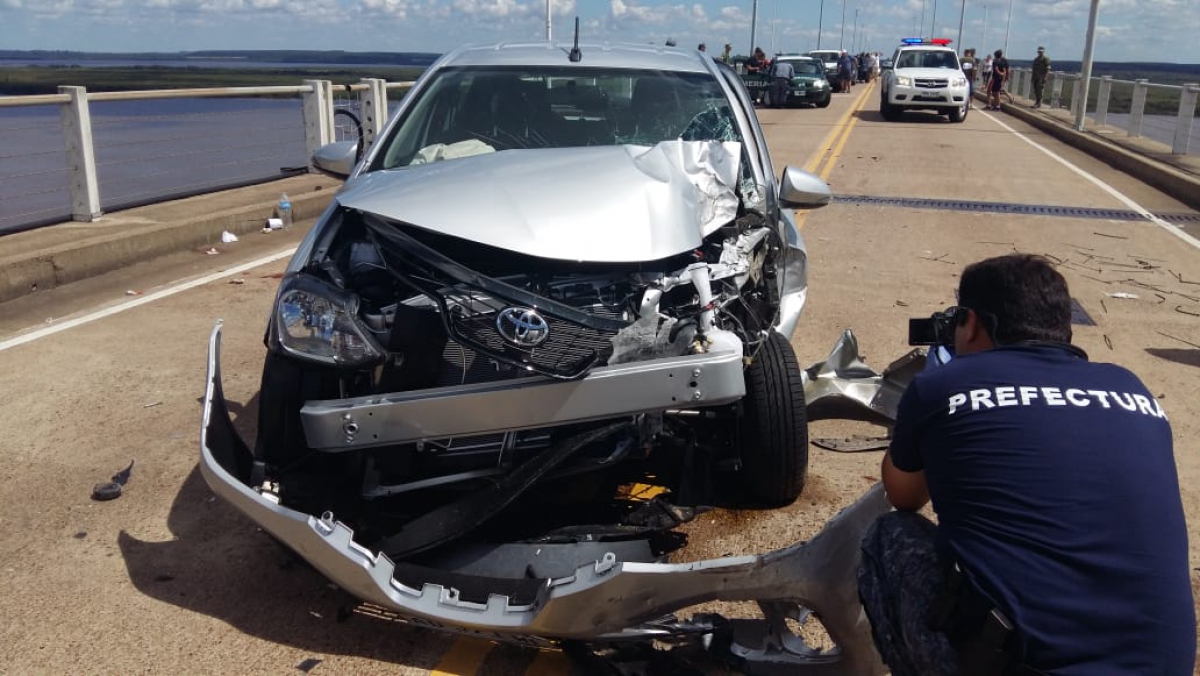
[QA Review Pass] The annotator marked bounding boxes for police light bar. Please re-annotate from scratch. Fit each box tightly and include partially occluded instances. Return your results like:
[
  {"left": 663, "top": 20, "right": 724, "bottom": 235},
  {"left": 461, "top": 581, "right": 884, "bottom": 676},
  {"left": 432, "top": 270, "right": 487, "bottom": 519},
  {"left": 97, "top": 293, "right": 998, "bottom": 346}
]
[{"left": 901, "top": 37, "right": 954, "bottom": 45}]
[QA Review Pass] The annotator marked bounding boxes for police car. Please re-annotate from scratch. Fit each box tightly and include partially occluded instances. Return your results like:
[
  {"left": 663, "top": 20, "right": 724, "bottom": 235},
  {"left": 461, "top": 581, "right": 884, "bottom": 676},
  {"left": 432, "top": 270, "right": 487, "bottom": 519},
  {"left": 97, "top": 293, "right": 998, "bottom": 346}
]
[
  {"left": 880, "top": 38, "right": 970, "bottom": 122},
  {"left": 742, "top": 55, "right": 833, "bottom": 108}
]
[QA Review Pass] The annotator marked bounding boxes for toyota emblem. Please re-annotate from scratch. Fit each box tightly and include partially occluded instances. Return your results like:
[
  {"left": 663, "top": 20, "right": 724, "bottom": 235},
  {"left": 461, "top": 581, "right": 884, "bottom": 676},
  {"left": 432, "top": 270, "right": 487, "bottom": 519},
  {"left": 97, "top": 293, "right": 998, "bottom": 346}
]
[{"left": 496, "top": 307, "right": 550, "bottom": 347}]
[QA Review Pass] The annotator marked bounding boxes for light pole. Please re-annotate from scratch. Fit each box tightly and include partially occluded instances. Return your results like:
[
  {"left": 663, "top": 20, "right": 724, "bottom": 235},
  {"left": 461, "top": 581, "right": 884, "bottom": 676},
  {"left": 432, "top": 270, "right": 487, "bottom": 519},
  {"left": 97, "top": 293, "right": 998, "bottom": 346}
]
[
  {"left": 1003, "top": 0, "right": 1013, "bottom": 55},
  {"left": 1075, "top": 0, "right": 1101, "bottom": 131},
  {"left": 545, "top": 0, "right": 551, "bottom": 40},
  {"left": 851, "top": 8, "right": 860, "bottom": 53},
  {"left": 956, "top": 0, "right": 966, "bottom": 49},
  {"left": 840, "top": 0, "right": 847, "bottom": 49},
  {"left": 981, "top": 4, "right": 988, "bottom": 50},
  {"left": 817, "top": 0, "right": 825, "bottom": 49},
  {"left": 931, "top": 0, "right": 938, "bottom": 38},
  {"left": 751, "top": 0, "right": 759, "bottom": 56},
  {"left": 920, "top": 0, "right": 926, "bottom": 38}
]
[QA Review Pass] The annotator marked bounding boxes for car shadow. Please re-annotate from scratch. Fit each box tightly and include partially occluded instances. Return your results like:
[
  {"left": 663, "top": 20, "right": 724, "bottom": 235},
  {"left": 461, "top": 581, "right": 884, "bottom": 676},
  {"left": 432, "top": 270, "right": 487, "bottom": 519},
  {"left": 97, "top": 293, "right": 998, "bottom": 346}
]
[
  {"left": 116, "top": 393, "right": 458, "bottom": 670},
  {"left": 1145, "top": 347, "right": 1200, "bottom": 369},
  {"left": 854, "top": 108, "right": 962, "bottom": 124}
]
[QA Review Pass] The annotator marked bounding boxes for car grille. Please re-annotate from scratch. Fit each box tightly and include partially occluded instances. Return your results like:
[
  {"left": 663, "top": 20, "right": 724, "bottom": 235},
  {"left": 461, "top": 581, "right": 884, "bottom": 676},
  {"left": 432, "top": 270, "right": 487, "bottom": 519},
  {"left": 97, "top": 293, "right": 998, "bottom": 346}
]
[
  {"left": 437, "top": 286, "right": 622, "bottom": 381},
  {"left": 915, "top": 78, "right": 949, "bottom": 88}
]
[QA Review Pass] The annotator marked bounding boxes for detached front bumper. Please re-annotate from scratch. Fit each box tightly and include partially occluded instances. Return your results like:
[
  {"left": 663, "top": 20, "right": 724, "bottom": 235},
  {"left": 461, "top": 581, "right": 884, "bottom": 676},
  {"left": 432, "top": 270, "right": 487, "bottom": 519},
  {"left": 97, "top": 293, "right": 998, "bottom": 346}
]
[{"left": 200, "top": 322, "right": 888, "bottom": 672}]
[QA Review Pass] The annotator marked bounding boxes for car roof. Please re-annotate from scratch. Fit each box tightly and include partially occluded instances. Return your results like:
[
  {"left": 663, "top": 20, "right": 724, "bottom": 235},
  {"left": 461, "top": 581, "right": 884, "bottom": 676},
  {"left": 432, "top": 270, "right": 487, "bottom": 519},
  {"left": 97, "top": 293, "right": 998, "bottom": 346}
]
[
  {"left": 776, "top": 55, "right": 818, "bottom": 62},
  {"left": 434, "top": 41, "right": 713, "bottom": 73}
]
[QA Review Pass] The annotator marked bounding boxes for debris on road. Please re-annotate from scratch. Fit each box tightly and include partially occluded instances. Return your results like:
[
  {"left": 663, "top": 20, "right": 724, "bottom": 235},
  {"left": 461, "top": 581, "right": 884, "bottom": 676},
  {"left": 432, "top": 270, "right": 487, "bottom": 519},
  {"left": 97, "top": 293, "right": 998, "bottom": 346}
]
[
  {"left": 221, "top": 231, "right": 238, "bottom": 243},
  {"left": 296, "top": 658, "right": 322, "bottom": 673},
  {"left": 125, "top": 290, "right": 141, "bottom": 296},
  {"left": 204, "top": 247, "right": 220, "bottom": 255},
  {"left": 228, "top": 279, "right": 245, "bottom": 285},
  {"left": 91, "top": 460, "right": 134, "bottom": 501},
  {"left": 1157, "top": 332, "right": 1200, "bottom": 350},
  {"left": 1105, "top": 292, "right": 1139, "bottom": 300},
  {"left": 814, "top": 435, "right": 892, "bottom": 453}
]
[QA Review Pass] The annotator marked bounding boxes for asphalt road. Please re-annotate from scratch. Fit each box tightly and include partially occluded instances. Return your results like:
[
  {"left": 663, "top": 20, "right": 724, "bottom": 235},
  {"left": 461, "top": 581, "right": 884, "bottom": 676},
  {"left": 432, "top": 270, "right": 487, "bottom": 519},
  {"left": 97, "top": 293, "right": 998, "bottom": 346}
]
[{"left": 2, "top": 82, "right": 1198, "bottom": 674}]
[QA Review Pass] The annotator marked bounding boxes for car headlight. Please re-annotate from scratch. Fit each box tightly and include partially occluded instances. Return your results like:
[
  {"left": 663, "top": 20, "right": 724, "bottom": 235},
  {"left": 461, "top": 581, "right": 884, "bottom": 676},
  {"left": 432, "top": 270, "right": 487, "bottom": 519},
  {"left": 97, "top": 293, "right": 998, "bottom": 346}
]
[
  {"left": 273, "top": 273, "right": 386, "bottom": 368},
  {"left": 812, "top": 80, "right": 827, "bottom": 88},
  {"left": 952, "top": 77, "right": 967, "bottom": 87},
  {"left": 895, "top": 76, "right": 913, "bottom": 87}
]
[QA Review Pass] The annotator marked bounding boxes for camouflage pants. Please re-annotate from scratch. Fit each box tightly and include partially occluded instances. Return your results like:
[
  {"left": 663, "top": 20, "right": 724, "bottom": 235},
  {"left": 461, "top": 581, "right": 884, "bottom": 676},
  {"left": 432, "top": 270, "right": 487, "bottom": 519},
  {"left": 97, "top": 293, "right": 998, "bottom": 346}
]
[{"left": 857, "top": 511, "right": 959, "bottom": 676}]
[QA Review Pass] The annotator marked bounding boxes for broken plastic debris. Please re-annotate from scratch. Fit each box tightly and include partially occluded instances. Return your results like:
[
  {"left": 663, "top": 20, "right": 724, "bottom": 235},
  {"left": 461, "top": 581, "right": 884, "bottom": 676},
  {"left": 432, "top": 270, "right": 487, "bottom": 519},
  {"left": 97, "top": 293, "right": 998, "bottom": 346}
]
[
  {"left": 204, "top": 247, "right": 220, "bottom": 255},
  {"left": 296, "top": 658, "right": 323, "bottom": 673},
  {"left": 221, "top": 231, "right": 238, "bottom": 243},
  {"left": 91, "top": 460, "right": 134, "bottom": 501},
  {"left": 229, "top": 279, "right": 245, "bottom": 285},
  {"left": 1105, "top": 292, "right": 1139, "bottom": 299},
  {"left": 267, "top": 217, "right": 284, "bottom": 229},
  {"left": 125, "top": 290, "right": 141, "bottom": 296}
]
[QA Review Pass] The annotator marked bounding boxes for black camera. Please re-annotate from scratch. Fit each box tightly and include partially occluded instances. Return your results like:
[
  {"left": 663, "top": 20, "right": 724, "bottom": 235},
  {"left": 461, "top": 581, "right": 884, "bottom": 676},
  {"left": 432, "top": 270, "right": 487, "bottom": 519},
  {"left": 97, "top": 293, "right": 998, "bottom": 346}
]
[{"left": 908, "top": 307, "right": 962, "bottom": 346}]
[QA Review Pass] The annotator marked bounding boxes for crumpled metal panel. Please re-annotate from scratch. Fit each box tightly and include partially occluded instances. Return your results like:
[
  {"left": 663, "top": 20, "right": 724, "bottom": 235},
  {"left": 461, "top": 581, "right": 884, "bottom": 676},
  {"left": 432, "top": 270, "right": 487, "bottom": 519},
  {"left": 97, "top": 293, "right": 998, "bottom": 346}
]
[
  {"left": 335, "top": 140, "right": 742, "bottom": 263},
  {"left": 803, "top": 329, "right": 927, "bottom": 423},
  {"left": 201, "top": 322, "right": 888, "bottom": 673}
]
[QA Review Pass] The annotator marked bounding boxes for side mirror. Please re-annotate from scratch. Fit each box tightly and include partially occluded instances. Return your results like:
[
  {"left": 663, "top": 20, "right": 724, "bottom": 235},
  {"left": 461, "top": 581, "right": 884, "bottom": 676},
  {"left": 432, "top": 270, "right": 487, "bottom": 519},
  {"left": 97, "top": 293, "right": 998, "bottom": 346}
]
[
  {"left": 778, "top": 166, "right": 831, "bottom": 209},
  {"left": 312, "top": 141, "right": 359, "bottom": 179}
]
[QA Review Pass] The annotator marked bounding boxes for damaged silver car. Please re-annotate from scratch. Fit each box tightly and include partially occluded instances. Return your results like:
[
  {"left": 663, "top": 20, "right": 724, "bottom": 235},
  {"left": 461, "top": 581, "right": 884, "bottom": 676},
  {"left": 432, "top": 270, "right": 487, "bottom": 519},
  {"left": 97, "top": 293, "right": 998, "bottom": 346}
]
[{"left": 200, "top": 41, "right": 886, "bottom": 669}]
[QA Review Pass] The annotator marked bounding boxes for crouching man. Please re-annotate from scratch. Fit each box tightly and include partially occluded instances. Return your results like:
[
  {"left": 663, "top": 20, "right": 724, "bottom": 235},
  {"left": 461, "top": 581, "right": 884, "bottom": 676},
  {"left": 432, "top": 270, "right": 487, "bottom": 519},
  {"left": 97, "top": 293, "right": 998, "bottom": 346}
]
[{"left": 857, "top": 254, "right": 1195, "bottom": 675}]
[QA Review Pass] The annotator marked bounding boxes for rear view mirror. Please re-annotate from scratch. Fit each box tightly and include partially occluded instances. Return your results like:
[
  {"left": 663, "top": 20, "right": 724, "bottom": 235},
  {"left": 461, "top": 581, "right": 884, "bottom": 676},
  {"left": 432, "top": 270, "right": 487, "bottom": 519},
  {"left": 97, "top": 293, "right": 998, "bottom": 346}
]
[
  {"left": 778, "top": 166, "right": 831, "bottom": 209},
  {"left": 312, "top": 141, "right": 359, "bottom": 179}
]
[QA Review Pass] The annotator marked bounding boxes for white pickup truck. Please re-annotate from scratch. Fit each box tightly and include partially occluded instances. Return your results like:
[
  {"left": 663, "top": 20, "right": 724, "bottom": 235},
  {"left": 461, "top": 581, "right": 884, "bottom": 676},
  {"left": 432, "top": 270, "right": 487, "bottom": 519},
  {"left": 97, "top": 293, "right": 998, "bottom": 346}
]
[{"left": 879, "top": 40, "right": 970, "bottom": 122}]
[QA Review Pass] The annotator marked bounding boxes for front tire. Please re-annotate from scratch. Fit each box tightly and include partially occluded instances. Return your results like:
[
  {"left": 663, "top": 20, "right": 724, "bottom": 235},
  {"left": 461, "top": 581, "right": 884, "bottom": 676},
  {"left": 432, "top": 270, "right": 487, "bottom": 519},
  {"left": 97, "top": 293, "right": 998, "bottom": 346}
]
[
  {"left": 948, "top": 102, "right": 968, "bottom": 123},
  {"left": 880, "top": 92, "right": 901, "bottom": 121},
  {"left": 737, "top": 331, "right": 809, "bottom": 505}
]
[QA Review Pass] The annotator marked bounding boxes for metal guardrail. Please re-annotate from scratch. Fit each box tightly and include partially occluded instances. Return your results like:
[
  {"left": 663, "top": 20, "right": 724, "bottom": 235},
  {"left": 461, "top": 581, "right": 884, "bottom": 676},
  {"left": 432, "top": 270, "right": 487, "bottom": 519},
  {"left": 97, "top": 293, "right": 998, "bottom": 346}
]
[
  {"left": 0, "top": 78, "right": 414, "bottom": 233},
  {"left": 1008, "top": 68, "right": 1198, "bottom": 155}
]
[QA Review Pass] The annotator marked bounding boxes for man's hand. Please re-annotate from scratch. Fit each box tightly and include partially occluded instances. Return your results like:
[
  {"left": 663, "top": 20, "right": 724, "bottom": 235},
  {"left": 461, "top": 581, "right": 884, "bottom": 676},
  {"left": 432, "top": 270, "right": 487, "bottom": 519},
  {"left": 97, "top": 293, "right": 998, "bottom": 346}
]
[{"left": 881, "top": 452, "right": 930, "bottom": 511}]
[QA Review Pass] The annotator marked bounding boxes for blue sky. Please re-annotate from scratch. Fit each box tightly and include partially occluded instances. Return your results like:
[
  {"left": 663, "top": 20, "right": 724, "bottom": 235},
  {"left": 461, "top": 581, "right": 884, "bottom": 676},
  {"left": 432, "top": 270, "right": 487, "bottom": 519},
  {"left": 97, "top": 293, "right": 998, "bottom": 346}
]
[{"left": 1, "top": 0, "right": 1196, "bottom": 63}]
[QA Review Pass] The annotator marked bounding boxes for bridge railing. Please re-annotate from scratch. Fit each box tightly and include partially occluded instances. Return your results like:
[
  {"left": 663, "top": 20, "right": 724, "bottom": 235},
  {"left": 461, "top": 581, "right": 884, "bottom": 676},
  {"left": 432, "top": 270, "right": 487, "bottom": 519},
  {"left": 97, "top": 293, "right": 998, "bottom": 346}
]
[
  {"left": 1009, "top": 67, "right": 1198, "bottom": 155},
  {"left": 0, "top": 78, "right": 414, "bottom": 235}
]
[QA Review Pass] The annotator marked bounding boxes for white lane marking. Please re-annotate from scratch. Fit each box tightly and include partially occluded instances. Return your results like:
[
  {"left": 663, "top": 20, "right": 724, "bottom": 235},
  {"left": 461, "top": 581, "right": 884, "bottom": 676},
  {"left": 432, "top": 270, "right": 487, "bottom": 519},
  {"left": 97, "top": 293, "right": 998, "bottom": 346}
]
[
  {"left": 0, "top": 247, "right": 297, "bottom": 353},
  {"left": 980, "top": 110, "right": 1200, "bottom": 251}
]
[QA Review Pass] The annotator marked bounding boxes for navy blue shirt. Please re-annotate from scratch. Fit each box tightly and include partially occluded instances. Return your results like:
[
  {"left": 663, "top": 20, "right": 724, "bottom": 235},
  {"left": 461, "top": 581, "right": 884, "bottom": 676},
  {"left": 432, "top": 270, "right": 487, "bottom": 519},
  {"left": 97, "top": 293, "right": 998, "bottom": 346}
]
[{"left": 890, "top": 343, "right": 1194, "bottom": 674}]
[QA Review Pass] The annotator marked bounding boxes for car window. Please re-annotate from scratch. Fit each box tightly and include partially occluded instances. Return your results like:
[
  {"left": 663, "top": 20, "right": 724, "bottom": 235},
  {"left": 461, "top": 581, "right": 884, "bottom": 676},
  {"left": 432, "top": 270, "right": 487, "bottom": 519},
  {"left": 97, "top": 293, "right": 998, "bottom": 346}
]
[
  {"left": 786, "top": 61, "right": 823, "bottom": 75},
  {"left": 897, "top": 50, "right": 958, "bottom": 69},
  {"left": 376, "top": 66, "right": 743, "bottom": 169}
]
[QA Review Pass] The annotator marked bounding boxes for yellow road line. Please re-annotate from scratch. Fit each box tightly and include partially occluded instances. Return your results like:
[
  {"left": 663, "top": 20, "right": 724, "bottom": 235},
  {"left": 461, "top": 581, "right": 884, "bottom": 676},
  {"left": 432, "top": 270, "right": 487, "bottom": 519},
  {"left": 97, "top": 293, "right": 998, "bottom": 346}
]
[
  {"left": 794, "top": 82, "right": 873, "bottom": 230},
  {"left": 431, "top": 637, "right": 494, "bottom": 675},
  {"left": 804, "top": 81, "right": 875, "bottom": 174},
  {"left": 525, "top": 648, "right": 573, "bottom": 675}
]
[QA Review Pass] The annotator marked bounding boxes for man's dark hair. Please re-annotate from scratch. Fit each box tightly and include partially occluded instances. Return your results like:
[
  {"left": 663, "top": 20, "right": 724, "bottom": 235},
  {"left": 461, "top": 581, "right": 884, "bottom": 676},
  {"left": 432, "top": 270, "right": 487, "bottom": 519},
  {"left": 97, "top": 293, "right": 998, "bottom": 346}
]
[
  {"left": 957, "top": 254, "right": 1072, "bottom": 345},
  {"left": 994, "top": 49, "right": 1003, "bottom": 58}
]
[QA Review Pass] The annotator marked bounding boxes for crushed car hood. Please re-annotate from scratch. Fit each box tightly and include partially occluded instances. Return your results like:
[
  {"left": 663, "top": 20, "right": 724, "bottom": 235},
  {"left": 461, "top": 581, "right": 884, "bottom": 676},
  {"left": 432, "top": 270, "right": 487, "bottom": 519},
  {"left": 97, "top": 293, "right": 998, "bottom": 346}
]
[{"left": 338, "top": 141, "right": 742, "bottom": 263}]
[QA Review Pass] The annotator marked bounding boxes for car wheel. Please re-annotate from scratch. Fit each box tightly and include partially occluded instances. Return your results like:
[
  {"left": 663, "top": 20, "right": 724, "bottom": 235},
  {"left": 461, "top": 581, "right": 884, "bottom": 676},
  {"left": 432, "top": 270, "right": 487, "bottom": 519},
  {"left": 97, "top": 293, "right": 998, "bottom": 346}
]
[
  {"left": 762, "top": 91, "right": 773, "bottom": 107},
  {"left": 817, "top": 95, "right": 831, "bottom": 108},
  {"left": 948, "top": 102, "right": 968, "bottom": 123},
  {"left": 737, "top": 330, "right": 809, "bottom": 505},
  {"left": 880, "top": 98, "right": 901, "bottom": 121}
]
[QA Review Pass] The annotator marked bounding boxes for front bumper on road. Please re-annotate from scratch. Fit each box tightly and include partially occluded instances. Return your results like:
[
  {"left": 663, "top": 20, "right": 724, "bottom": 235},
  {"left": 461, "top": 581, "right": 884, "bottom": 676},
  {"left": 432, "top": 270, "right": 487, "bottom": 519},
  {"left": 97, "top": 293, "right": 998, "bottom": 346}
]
[{"left": 200, "top": 321, "right": 888, "bottom": 672}]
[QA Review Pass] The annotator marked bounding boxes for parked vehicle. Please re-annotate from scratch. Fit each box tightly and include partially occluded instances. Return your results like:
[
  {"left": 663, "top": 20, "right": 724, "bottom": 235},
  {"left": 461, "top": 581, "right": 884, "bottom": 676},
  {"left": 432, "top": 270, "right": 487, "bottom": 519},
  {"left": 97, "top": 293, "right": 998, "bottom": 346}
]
[
  {"left": 199, "top": 41, "right": 876, "bottom": 664},
  {"left": 880, "top": 38, "right": 970, "bottom": 122},
  {"left": 742, "top": 55, "right": 833, "bottom": 108}
]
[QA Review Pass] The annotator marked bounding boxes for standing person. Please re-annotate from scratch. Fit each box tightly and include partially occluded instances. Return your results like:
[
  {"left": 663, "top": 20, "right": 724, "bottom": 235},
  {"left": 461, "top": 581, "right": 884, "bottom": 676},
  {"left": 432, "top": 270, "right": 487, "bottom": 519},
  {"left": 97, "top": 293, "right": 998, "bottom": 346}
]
[
  {"left": 857, "top": 253, "right": 1195, "bottom": 676},
  {"left": 986, "top": 49, "right": 1008, "bottom": 110},
  {"left": 837, "top": 50, "right": 854, "bottom": 93},
  {"left": 769, "top": 57, "right": 795, "bottom": 108},
  {"left": 720, "top": 43, "right": 733, "bottom": 64},
  {"left": 1031, "top": 46, "right": 1052, "bottom": 108},
  {"left": 746, "top": 47, "right": 768, "bottom": 74},
  {"left": 980, "top": 53, "right": 993, "bottom": 91},
  {"left": 960, "top": 48, "right": 978, "bottom": 106}
]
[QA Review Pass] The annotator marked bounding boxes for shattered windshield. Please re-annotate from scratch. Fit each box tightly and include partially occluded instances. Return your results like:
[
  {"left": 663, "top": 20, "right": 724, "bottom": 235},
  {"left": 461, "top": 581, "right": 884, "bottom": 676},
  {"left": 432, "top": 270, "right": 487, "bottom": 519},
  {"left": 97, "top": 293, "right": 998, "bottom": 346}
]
[{"left": 376, "top": 66, "right": 743, "bottom": 169}]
